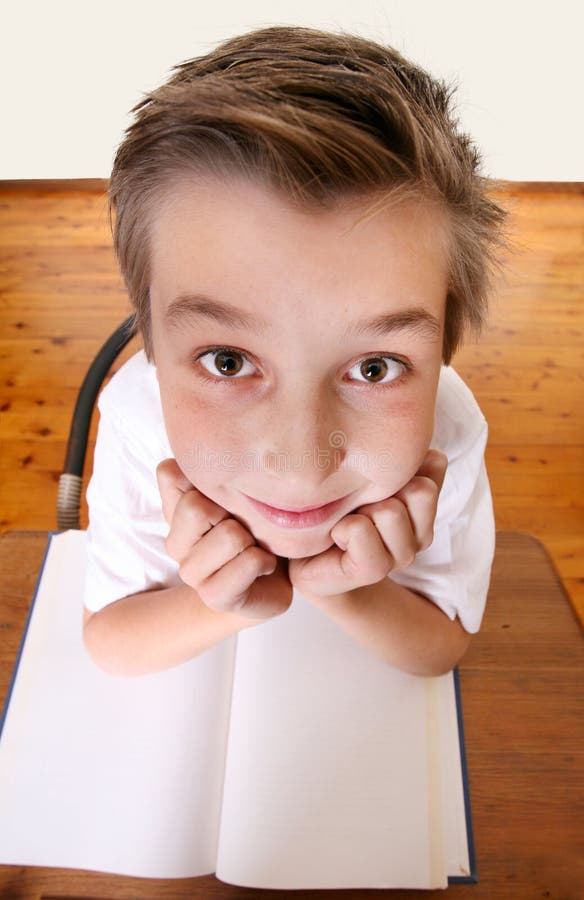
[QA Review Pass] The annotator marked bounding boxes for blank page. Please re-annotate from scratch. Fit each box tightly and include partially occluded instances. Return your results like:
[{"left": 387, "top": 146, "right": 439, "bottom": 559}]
[
  {"left": 0, "top": 530, "right": 235, "bottom": 879},
  {"left": 216, "top": 591, "right": 450, "bottom": 889}
]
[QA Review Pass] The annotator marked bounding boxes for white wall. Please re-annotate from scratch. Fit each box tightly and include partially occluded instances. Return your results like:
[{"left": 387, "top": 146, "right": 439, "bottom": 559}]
[{"left": 2, "top": 0, "right": 582, "bottom": 181}]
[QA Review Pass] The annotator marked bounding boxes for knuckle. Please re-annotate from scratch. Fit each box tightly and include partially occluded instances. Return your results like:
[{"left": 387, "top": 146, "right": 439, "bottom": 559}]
[
  {"left": 198, "top": 582, "right": 225, "bottom": 611},
  {"left": 371, "top": 556, "right": 393, "bottom": 581},
  {"left": 340, "top": 551, "right": 360, "bottom": 577},
  {"left": 219, "top": 518, "right": 254, "bottom": 553},
  {"left": 418, "top": 525, "right": 435, "bottom": 552},
  {"left": 155, "top": 458, "right": 173, "bottom": 484},
  {"left": 165, "top": 531, "right": 182, "bottom": 563},
  {"left": 156, "top": 457, "right": 172, "bottom": 475},
  {"left": 220, "top": 517, "right": 244, "bottom": 538},
  {"left": 179, "top": 490, "right": 204, "bottom": 520},
  {"left": 196, "top": 545, "right": 264, "bottom": 613},
  {"left": 198, "top": 573, "right": 237, "bottom": 611},
  {"left": 178, "top": 557, "right": 199, "bottom": 588},
  {"left": 349, "top": 513, "right": 375, "bottom": 536},
  {"left": 403, "top": 548, "right": 417, "bottom": 569},
  {"left": 242, "top": 544, "right": 268, "bottom": 568},
  {"left": 177, "top": 492, "right": 217, "bottom": 536},
  {"left": 406, "top": 476, "right": 436, "bottom": 502},
  {"left": 376, "top": 498, "right": 407, "bottom": 528}
]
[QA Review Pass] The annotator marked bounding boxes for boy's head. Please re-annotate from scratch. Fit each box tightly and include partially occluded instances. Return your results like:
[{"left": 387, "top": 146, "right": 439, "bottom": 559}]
[
  {"left": 109, "top": 24, "right": 506, "bottom": 366},
  {"left": 107, "top": 25, "right": 507, "bottom": 559}
]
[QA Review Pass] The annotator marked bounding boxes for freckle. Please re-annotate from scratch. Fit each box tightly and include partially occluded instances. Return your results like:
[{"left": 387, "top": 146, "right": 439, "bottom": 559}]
[
  {"left": 36, "top": 427, "right": 52, "bottom": 436},
  {"left": 14, "top": 321, "right": 26, "bottom": 330},
  {"left": 1, "top": 401, "right": 10, "bottom": 412},
  {"left": 507, "top": 455, "right": 518, "bottom": 463},
  {"left": 33, "top": 347, "right": 42, "bottom": 355},
  {"left": 35, "top": 398, "right": 46, "bottom": 406},
  {"left": 51, "top": 336, "right": 67, "bottom": 346},
  {"left": 21, "top": 454, "right": 33, "bottom": 467},
  {"left": 5, "top": 378, "right": 15, "bottom": 388}
]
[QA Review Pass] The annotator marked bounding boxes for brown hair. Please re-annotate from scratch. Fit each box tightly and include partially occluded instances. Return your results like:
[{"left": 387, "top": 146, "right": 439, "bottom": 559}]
[{"left": 109, "top": 24, "right": 507, "bottom": 363}]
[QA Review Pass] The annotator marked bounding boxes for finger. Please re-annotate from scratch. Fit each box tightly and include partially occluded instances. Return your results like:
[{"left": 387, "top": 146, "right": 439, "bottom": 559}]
[
  {"left": 163, "top": 481, "right": 231, "bottom": 564},
  {"left": 198, "top": 550, "right": 291, "bottom": 619},
  {"left": 156, "top": 458, "right": 196, "bottom": 525},
  {"left": 334, "top": 513, "right": 395, "bottom": 580},
  {"left": 415, "top": 449, "right": 448, "bottom": 494},
  {"left": 394, "top": 474, "right": 441, "bottom": 551},
  {"left": 355, "top": 496, "right": 419, "bottom": 568},
  {"left": 292, "top": 514, "right": 393, "bottom": 595},
  {"left": 178, "top": 517, "right": 270, "bottom": 585}
]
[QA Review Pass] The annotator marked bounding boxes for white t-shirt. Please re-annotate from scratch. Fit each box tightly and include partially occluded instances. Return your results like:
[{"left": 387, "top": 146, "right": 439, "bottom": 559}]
[{"left": 83, "top": 350, "right": 495, "bottom": 634}]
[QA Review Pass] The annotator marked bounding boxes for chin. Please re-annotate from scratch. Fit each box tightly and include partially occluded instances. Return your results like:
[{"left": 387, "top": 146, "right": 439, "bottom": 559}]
[{"left": 249, "top": 525, "right": 335, "bottom": 560}]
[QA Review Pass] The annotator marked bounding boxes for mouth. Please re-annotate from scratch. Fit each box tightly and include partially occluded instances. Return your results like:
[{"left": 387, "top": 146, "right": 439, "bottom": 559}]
[{"left": 242, "top": 493, "right": 352, "bottom": 529}]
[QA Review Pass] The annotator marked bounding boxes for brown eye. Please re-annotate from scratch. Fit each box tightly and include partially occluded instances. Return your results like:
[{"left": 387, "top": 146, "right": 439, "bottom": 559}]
[
  {"left": 360, "top": 357, "right": 388, "bottom": 382},
  {"left": 214, "top": 350, "right": 243, "bottom": 375},
  {"left": 197, "top": 348, "right": 254, "bottom": 379},
  {"left": 347, "top": 355, "right": 405, "bottom": 385}
]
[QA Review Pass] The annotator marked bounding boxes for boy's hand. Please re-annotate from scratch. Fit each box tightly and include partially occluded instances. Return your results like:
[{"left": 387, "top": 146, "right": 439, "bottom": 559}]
[
  {"left": 288, "top": 450, "right": 448, "bottom": 598},
  {"left": 157, "top": 459, "right": 293, "bottom": 621}
]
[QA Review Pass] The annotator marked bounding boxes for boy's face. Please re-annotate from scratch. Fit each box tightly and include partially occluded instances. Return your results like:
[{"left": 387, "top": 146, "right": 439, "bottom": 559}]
[{"left": 149, "top": 174, "right": 449, "bottom": 560}]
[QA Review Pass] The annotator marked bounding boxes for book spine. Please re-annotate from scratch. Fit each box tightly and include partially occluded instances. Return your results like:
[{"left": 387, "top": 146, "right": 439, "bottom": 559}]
[
  {"left": 448, "top": 665, "right": 478, "bottom": 885},
  {"left": 0, "top": 531, "right": 56, "bottom": 740}
]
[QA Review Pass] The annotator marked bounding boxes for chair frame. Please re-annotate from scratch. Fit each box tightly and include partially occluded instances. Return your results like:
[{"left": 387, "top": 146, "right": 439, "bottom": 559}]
[{"left": 57, "top": 316, "right": 136, "bottom": 529}]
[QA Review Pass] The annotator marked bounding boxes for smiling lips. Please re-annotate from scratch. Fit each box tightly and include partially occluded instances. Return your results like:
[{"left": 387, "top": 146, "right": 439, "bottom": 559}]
[{"left": 243, "top": 494, "right": 349, "bottom": 529}]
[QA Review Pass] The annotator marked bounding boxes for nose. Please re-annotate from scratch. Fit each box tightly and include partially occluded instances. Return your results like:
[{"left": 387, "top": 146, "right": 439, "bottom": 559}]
[{"left": 259, "top": 386, "right": 347, "bottom": 490}]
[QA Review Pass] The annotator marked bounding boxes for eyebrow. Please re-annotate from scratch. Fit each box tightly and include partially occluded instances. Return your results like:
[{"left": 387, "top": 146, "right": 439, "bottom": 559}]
[
  {"left": 347, "top": 307, "right": 442, "bottom": 341},
  {"left": 164, "top": 293, "right": 441, "bottom": 341},
  {"left": 164, "top": 293, "right": 270, "bottom": 333}
]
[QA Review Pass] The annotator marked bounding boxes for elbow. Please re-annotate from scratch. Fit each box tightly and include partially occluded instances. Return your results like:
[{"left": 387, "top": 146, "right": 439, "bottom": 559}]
[
  {"left": 383, "top": 617, "right": 473, "bottom": 678},
  {"left": 82, "top": 610, "right": 111, "bottom": 674},
  {"left": 409, "top": 653, "right": 467, "bottom": 678},
  {"left": 82, "top": 608, "right": 132, "bottom": 677},
  {"left": 396, "top": 650, "right": 469, "bottom": 678},
  {"left": 414, "top": 622, "right": 473, "bottom": 677}
]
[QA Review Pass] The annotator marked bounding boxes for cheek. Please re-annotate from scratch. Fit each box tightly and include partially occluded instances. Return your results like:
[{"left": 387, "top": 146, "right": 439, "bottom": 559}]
[
  {"left": 161, "top": 388, "right": 250, "bottom": 486},
  {"left": 354, "top": 403, "right": 435, "bottom": 493}
]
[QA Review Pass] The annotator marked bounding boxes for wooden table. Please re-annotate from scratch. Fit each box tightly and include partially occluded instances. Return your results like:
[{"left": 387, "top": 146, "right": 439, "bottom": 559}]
[{"left": 0, "top": 531, "right": 582, "bottom": 900}]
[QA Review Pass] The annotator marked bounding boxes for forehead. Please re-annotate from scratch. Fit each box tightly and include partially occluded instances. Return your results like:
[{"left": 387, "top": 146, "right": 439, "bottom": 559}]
[{"left": 148, "top": 173, "right": 450, "bottom": 324}]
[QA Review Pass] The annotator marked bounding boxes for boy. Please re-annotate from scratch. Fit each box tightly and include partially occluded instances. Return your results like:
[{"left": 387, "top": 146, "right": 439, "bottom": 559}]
[{"left": 82, "top": 25, "right": 506, "bottom": 678}]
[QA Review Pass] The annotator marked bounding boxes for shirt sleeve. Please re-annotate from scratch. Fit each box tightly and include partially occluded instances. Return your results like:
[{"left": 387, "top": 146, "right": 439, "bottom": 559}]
[
  {"left": 388, "top": 417, "right": 495, "bottom": 634},
  {"left": 82, "top": 398, "right": 180, "bottom": 613}
]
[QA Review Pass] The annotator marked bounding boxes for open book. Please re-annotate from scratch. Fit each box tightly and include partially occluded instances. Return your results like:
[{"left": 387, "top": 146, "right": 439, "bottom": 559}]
[{"left": 0, "top": 530, "right": 476, "bottom": 889}]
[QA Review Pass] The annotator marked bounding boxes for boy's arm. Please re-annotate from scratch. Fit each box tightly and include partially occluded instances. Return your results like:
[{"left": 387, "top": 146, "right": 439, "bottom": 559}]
[
  {"left": 83, "top": 584, "right": 257, "bottom": 677},
  {"left": 289, "top": 449, "right": 473, "bottom": 676},
  {"left": 298, "top": 580, "right": 472, "bottom": 677},
  {"left": 84, "top": 459, "right": 293, "bottom": 677}
]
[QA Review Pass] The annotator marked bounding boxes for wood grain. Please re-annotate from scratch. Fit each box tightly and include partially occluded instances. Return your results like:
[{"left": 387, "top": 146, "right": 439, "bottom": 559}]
[{"left": 0, "top": 181, "right": 582, "bottom": 623}]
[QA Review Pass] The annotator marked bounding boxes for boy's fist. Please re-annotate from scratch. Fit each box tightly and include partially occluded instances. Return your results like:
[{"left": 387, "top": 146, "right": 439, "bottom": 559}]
[
  {"left": 156, "top": 459, "right": 292, "bottom": 621},
  {"left": 288, "top": 449, "right": 448, "bottom": 598}
]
